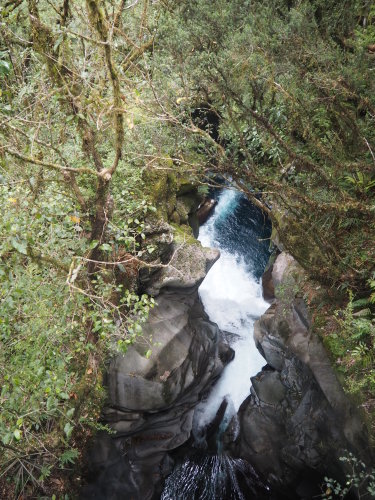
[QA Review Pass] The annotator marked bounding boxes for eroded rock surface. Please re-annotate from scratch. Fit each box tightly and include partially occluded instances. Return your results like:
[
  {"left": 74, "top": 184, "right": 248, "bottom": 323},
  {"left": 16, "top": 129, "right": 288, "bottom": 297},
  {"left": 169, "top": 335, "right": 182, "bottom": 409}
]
[
  {"left": 145, "top": 240, "right": 219, "bottom": 296},
  {"left": 82, "top": 239, "right": 230, "bottom": 500},
  {"left": 234, "top": 252, "right": 371, "bottom": 497}
]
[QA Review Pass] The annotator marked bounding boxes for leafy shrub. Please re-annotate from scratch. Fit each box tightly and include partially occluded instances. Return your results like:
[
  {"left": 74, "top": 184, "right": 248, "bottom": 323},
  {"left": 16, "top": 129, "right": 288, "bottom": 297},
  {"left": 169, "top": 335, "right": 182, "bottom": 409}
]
[{"left": 322, "top": 452, "right": 375, "bottom": 499}]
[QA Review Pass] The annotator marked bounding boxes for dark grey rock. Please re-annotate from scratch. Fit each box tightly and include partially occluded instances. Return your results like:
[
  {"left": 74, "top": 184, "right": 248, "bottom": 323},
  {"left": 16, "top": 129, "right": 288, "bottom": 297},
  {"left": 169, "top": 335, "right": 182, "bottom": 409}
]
[
  {"left": 83, "top": 266, "right": 230, "bottom": 500},
  {"left": 233, "top": 252, "right": 372, "bottom": 496},
  {"left": 251, "top": 370, "right": 286, "bottom": 406}
]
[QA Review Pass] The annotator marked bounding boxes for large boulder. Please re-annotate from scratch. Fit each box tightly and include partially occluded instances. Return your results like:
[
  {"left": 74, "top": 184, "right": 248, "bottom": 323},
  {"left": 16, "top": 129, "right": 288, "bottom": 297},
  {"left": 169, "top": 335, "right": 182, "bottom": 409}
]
[
  {"left": 106, "top": 291, "right": 228, "bottom": 421},
  {"left": 145, "top": 239, "right": 219, "bottom": 296},
  {"left": 82, "top": 240, "right": 229, "bottom": 500},
  {"left": 233, "top": 252, "right": 371, "bottom": 497}
]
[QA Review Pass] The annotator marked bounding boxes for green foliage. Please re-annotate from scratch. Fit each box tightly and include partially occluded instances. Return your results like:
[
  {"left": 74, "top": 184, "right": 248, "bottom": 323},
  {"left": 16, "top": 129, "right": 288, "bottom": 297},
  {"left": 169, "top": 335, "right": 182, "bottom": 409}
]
[
  {"left": 197, "top": 184, "right": 210, "bottom": 196},
  {"left": 0, "top": 158, "right": 162, "bottom": 493},
  {"left": 59, "top": 449, "right": 79, "bottom": 467},
  {"left": 0, "top": 189, "right": 106, "bottom": 493},
  {"left": 156, "top": 0, "right": 375, "bottom": 289},
  {"left": 323, "top": 289, "right": 375, "bottom": 409},
  {"left": 344, "top": 171, "right": 375, "bottom": 194},
  {"left": 1, "top": 0, "right": 375, "bottom": 495},
  {"left": 322, "top": 452, "right": 375, "bottom": 499},
  {"left": 0, "top": 1, "right": 169, "bottom": 496},
  {"left": 354, "top": 3, "right": 375, "bottom": 52}
]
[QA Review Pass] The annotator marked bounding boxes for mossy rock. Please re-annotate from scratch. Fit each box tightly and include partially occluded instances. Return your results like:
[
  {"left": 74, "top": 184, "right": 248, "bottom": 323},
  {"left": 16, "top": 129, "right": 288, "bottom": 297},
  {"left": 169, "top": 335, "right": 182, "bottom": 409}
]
[
  {"left": 142, "top": 169, "right": 177, "bottom": 220},
  {"left": 145, "top": 237, "right": 220, "bottom": 295},
  {"left": 142, "top": 164, "right": 201, "bottom": 224},
  {"left": 140, "top": 150, "right": 203, "bottom": 227},
  {"left": 177, "top": 179, "right": 199, "bottom": 196},
  {"left": 170, "top": 223, "right": 197, "bottom": 245}
]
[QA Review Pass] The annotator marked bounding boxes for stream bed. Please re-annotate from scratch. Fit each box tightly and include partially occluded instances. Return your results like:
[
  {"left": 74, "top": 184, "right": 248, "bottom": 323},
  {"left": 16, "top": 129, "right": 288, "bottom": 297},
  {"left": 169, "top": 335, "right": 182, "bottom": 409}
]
[{"left": 161, "top": 188, "right": 273, "bottom": 499}]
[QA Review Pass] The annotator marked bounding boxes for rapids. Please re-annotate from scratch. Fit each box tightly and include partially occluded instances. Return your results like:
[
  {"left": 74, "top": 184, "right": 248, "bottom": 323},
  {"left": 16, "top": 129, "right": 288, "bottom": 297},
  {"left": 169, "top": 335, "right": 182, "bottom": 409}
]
[
  {"left": 161, "top": 188, "right": 272, "bottom": 499},
  {"left": 193, "top": 188, "right": 270, "bottom": 433}
]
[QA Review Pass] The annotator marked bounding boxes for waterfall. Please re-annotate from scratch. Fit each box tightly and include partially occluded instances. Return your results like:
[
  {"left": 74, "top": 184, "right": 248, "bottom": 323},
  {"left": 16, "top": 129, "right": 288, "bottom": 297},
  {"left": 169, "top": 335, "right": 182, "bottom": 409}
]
[
  {"left": 161, "top": 455, "right": 270, "bottom": 500},
  {"left": 193, "top": 188, "right": 270, "bottom": 434},
  {"left": 161, "top": 188, "right": 272, "bottom": 499}
]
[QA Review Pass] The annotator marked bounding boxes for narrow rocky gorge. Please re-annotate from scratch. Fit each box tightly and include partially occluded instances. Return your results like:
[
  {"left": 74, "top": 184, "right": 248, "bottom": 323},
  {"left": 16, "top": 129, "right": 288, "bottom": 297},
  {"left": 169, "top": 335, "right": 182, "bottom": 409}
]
[
  {"left": 83, "top": 188, "right": 372, "bottom": 499},
  {"left": 82, "top": 193, "right": 233, "bottom": 499}
]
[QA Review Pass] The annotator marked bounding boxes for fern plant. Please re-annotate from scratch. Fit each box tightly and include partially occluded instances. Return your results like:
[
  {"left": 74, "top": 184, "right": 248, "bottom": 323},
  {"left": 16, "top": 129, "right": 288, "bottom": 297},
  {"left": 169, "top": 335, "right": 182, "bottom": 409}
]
[{"left": 59, "top": 449, "right": 79, "bottom": 467}]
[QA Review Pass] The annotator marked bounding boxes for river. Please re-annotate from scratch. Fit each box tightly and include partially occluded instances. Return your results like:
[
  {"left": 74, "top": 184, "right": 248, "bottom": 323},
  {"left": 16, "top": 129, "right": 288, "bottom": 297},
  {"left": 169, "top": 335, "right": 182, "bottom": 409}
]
[{"left": 161, "top": 188, "right": 272, "bottom": 499}]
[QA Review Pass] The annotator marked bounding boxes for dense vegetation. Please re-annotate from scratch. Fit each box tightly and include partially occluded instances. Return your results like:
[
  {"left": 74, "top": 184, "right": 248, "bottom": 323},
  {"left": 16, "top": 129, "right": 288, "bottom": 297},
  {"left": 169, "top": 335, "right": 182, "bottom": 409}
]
[
  {"left": 0, "top": 1, "right": 171, "bottom": 495},
  {"left": 1, "top": 0, "right": 375, "bottom": 496},
  {"left": 155, "top": 0, "right": 375, "bottom": 436}
]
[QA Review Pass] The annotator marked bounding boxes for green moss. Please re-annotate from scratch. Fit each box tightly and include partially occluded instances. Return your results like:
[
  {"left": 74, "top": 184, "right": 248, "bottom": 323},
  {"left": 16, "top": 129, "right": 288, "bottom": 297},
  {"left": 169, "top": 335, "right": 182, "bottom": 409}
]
[
  {"left": 170, "top": 223, "right": 197, "bottom": 245},
  {"left": 263, "top": 249, "right": 278, "bottom": 273},
  {"left": 177, "top": 178, "right": 199, "bottom": 196},
  {"left": 142, "top": 165, "right": 202, "bottom": 225},
  {"left": 142, "top": 169, "right": 176, "bottom": 219}
]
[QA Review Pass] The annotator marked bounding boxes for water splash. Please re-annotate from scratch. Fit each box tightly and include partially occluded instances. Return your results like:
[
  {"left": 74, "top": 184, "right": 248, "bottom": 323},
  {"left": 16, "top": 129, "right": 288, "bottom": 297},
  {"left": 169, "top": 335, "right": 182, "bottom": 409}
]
[
  {"left": 194, "top": 188, "right": 270, "bottom": 433},
  {"left": 161, "top": 454, "right": 270, "bottom": 500},
  {"left": 161, "top": 188, "right": 272, "bottom": 500},
  {"left": 198, "top": 189, "right": 241, "bottom": 248}
]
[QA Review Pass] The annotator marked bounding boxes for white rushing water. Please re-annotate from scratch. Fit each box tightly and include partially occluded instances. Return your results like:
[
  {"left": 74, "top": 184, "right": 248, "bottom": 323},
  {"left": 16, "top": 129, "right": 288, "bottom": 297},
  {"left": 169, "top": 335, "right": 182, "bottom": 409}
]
[
  {"left": 161, "top": 454, "right": 267, "bottom": 500},
  {"left": 194, "top": 189, "right": 269, "bottom": 432}
]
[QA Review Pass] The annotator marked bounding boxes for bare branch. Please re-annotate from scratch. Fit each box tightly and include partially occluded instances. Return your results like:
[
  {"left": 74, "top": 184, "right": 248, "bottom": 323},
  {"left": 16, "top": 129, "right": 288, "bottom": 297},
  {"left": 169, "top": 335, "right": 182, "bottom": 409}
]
[{"left": 3, "top": 147, "right": 98, "bottom": 176}]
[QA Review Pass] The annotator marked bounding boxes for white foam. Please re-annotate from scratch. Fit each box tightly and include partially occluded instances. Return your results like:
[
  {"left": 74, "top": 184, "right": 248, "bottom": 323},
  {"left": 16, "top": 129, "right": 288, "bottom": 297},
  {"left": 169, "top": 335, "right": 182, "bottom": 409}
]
[{"left": 195, "top": 189, "right": 269, "bottom": 431}]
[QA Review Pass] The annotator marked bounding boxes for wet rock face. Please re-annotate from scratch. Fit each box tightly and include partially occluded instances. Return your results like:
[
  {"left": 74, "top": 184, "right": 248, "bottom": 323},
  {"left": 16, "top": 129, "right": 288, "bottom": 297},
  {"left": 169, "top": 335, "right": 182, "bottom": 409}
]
[
  {"left": 261, "top": 265, "right": 275, "bottom": 302},
  {"left": 235, "top": 252, "right": 371, "bottom": 497},
  {"left": 144, "top": 241, "right": 219, "bottom": 296},
  {"left": 82, "top": 246, "right": 230, "bottom": 500},
  {"left": 197, "top": 198, "right": 217, "bottom": 225},
  {"left": 106, "top": 291, "right": 229, "bottom": 418}
]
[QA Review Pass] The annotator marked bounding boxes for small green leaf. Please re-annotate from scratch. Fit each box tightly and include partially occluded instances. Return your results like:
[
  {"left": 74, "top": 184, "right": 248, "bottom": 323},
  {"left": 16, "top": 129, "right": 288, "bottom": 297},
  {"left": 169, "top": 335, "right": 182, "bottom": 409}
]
[
  {"left": 99, "top": 243, "right": 112, "bottom": 252},
  {"left": 0, "top": 60, "right": 11, "bottom": 76},
  {"left": 2, "top": 433, "right": 12, "bottom": 445},
  {"left": 53, "top": 35, "right": 63, "bottom": 53},
  {"left": 64, "top": 422, "right": 74, "bottom": 439},
  {"left": 13, "top": 429, "right": 21, "bottom": 441},
  {"left": 11, "top": 238, "right": 27, "bottom": 255},
  {"left": 66, "top": 408, "right": 75, "bottom": 418},
  {"left": 59, "top": 448, "right": 79, "bottom": 466},
  {"left": 89, "top": 239, "right": 99, "bottom": 249}
]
